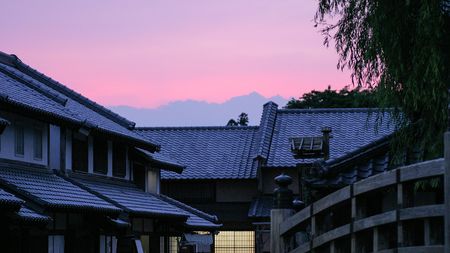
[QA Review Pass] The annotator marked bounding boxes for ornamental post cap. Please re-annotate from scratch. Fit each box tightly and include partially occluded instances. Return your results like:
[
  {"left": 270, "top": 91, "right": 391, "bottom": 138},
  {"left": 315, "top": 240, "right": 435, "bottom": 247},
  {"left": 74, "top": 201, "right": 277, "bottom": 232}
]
[{"left": 274, "top": 173, "right": 292, "bottom": 187}]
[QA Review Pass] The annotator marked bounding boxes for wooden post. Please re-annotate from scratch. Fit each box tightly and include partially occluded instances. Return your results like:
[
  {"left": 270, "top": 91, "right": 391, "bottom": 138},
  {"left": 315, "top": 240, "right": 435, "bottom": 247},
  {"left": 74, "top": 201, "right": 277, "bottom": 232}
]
[
  {"left": 271, "top": 174, "right": 295, "bottom": 253},
  {"left": 444, "top": 131, "right": 450, "bottom": 253}
]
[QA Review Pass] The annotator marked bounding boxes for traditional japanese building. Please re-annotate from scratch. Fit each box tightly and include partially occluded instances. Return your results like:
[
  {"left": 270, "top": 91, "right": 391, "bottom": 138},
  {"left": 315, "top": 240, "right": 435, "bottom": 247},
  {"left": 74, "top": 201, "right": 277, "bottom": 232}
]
[
  {"left": 136, "top": 103, "right": 395, "bottom": 253},
  {"left": 0, "top": 51, "right": 220, "bottom": 253}
]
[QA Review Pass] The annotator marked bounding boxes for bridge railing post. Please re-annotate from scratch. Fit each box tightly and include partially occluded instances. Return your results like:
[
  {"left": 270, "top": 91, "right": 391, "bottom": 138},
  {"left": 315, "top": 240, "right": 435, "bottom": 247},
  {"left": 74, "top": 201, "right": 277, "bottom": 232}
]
[
  {"left": 444, "top": 129, "right": 450, "bottom": 252},
  {"left": 271, "top": 173, "right": 295, "bottom": 253}
]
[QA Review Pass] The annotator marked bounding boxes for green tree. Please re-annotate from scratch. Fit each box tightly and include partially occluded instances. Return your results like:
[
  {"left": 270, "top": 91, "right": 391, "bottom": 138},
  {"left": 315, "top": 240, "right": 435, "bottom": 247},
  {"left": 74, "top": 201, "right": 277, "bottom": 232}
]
[
  {"left": 227, "top": 112, "right": 249, "bottom": 126},
  {"left": 286, "top": 85, "right": 379, "bottom": 109},
  {"left": 315, "top": 0, "right": 450, "bottom": 158}
]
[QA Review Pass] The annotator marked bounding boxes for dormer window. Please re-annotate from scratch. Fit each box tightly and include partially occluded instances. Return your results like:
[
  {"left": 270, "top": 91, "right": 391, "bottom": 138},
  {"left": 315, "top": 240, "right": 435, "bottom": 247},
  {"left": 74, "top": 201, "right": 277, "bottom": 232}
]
[
  {"left": 72, "top": 133, "right": 88, "bottom": 172},
  {"left": 33, "top": 128, "right": 43, "bottom": 160},
  {"left": 14, "top": 124, "right": 25, "bottom": 156},
  {"left": 113, "top": 143, "right": 126, "bottom": 177},
  {"left": 94, "top": 136, "right": 108, "bottom": 174}
]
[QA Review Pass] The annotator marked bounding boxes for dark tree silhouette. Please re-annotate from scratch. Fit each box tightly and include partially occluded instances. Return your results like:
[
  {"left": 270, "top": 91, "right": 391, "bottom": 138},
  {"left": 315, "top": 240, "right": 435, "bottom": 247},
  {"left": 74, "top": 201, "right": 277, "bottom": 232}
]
[
  {"left": 227, "top": 113, "right": 249, "bottom": 126},
  {"left": 286, "top": 86, "right": 379, "bottom": 109},
  {"left": 316, "top": 0, "right": 450, "bottom": 157}
]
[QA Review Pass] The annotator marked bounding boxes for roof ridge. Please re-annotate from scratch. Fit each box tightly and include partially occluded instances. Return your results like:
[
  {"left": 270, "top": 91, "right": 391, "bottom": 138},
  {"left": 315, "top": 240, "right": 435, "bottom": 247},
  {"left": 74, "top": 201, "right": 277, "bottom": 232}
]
[
  {"left": 135, "top": 126, "right": 259, "bottom": 131},
  {"left": 278, "top": 108, "right": 390, "bottom": 113},
  {"left": 0, "top": 51, "right": 135, "bottom": 129},
  {"left": 0, "top": 64, "right": 68, "bottom": 106}
]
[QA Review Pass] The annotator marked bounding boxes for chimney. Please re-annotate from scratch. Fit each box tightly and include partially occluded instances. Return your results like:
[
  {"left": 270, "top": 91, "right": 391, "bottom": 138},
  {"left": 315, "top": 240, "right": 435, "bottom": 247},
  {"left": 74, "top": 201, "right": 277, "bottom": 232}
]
[{"left": 321, "top": 127, "right": 332, "bottom": 160}]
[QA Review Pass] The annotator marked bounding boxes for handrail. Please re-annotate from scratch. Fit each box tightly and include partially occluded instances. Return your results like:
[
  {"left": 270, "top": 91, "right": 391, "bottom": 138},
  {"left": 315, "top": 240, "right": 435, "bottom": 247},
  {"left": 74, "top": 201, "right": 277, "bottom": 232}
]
[{"left": 277, "top": 158, "right": 445, "bottom": 253}]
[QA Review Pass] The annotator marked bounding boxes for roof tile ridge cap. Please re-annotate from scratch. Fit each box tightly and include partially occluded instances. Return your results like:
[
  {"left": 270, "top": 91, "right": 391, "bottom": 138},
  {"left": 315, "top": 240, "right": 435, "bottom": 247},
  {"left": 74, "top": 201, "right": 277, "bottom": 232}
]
[
  {"left": 277, "top": 107, "right": 386, "bottom": 113},
  {"left": 255, "top": 102, "right": 278, "bottom": 158},
  {"left": 135, "top": 126, "right": 259, "bottom": 131},
  {"left": 158, "top": 194, "right": 218, "bottom": 222},
  {"left": 12, "top": 56, "right": 135, "bottom": 129},
  {"left": 0, "top": 64, "right": 68, "bottom": 106}
]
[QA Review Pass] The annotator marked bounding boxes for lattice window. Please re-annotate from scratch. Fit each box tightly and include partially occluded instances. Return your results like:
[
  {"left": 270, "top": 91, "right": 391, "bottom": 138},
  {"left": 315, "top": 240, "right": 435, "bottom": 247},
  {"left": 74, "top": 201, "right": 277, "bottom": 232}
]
[{"left": 215, "top": 231, "right": 255, "bottom": 253}]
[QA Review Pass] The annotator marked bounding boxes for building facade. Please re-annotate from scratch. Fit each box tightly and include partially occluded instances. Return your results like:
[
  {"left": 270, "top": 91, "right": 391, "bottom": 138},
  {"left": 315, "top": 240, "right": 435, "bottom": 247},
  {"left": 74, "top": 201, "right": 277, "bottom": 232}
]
[
  {"left": 0, "top": 51, "right": 220, "bottom": 253},
  {"left": 136, "top": 103, "right": 395, "bottom": 252}
]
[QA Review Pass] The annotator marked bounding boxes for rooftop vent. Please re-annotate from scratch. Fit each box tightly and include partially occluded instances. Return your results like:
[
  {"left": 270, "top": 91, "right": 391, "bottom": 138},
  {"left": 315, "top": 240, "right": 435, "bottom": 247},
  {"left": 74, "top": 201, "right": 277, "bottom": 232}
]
[{"left": 289, "top": 127, "right": 332, "bottom": 160}]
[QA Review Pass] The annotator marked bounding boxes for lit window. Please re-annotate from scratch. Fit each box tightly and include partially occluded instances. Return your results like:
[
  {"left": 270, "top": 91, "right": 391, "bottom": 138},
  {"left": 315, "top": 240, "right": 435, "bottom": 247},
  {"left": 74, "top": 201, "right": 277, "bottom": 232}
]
[
  {"left": 215, "top": 231, "right": 255, "bottom": 253},
  {"left": 33, "top": 128, "right": 43, "bottom": 160},
  {"left": 15, "top": 124, "right": 24, "bottom": 156}
]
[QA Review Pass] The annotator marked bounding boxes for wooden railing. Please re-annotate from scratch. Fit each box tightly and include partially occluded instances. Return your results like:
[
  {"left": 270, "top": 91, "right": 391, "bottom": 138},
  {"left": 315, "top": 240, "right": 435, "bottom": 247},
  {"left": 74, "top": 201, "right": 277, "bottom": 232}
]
[{"left": 271, "top": 157, "right": 448, "bottom": 253}]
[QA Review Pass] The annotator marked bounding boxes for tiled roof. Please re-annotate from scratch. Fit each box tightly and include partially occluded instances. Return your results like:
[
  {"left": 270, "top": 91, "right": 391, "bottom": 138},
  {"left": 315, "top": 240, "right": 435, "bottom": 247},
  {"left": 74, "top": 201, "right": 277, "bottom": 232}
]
[
  {"left": 248, "top": 196, "right": 272, "bottom": 219},
  {"left": 0, "top": 116, "right": 10, "bottom": 126},
  {"left": 133, "top": 148, "right": 185, "bottom": 173},
  {"left": 253, "top": 102, "right": 278, "bottom": 160},
  {"left": 0, "top": 165, "right": 120, "bottom": 213},
  {"left": 68, "top": 174, "right": 187, "bottom": 219},
  {"left": 267, "top": 108, "right": 394, "bottom": 167},
  {"left": 17, "top": 206, "right": 51, "bottom": 223},
  {"left": 0, "top": 52, "right": 158, "bottom": 151},
  {"left": 159, "top": 194, "right": 221, "bottom": 229},
  {"left": 0, "top": 187, "right": 23, "bottom": 209},
  {"left": 136, "top": 126, "right": 259, "bottom": 179}
]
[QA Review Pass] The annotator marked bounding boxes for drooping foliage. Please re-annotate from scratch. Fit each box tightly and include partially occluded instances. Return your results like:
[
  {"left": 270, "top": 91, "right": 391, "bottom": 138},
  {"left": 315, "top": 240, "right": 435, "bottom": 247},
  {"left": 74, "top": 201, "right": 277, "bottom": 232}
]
[
  {"left": 315, "top": 0, "right": 450, "bottom": 158},
  {"left": 286, "top": 85, "right": 380, "bottom": 109}
]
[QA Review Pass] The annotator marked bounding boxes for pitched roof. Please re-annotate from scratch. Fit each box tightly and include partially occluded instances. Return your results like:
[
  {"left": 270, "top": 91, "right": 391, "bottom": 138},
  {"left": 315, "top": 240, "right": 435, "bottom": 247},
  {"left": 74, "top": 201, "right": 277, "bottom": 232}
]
[
  {"left": 68, "top": 174, "right": 221, "bottom": 229},
  {"left": 248, "top": 196, "right": 272, "bottom": 219},
  {"left": 135, "top": 126, "right": 259, "bottom": 179},
  {"left": 0, "top": 116, "right": 10, "bottom": 126},
  {"left": 67, "top": 174, "right": 187, "bottom": 219},
  {"left": 133, "top": 148, "right": 185, "bottom": 173},
  {"left": 159, "top": 194, "right": 221, "bottom": 229},
  {"left": 0, "top": 187, "right": 23, "bottom": 210},
  {"left": 0, "top": 52, "right": 158, "bottom": 151},
  {"left": 0, "top": 164, "right": 120, "bottom": 214},
  {"left": 16, "top": 206, "right": 52, "bottom": 223},
  {"left": 267, "top": 108, "right": 394, "bottom": 167}
]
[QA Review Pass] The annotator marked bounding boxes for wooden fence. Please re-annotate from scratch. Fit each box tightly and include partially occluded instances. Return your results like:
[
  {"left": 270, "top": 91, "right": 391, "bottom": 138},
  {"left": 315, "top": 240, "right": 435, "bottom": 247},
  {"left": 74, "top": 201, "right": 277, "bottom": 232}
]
[{"left": 271, "top": 132, "right": 450, "bottom": 253}]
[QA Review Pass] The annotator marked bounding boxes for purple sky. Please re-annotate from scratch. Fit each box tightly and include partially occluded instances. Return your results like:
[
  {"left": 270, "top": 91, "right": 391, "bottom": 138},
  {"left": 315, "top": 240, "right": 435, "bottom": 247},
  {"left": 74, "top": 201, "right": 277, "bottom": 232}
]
[{"left": 1, "top": 0, "right": 350, "bottom": 108}]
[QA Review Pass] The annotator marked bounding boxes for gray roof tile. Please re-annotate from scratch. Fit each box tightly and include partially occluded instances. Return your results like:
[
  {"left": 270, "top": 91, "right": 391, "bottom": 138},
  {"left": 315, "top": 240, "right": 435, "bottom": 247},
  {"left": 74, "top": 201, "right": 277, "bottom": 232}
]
[
  {"left": 136, "top": 126, "right": 259, "bottom": 179},
  {"left": 69, "top": 174, "right": 187, "bottom": 218},
  {"left": 0, "top": 53, "right": 158, "bottom": 151},
  {"left": 69, "top": 174, "right": 220, "bottom": 229},
  {"left": 267, "top": 108, "right": 394, "bottom": 167},
  {"left": 159, "top": 194, "right": 221, "bottom": 229},
  {"left": 0, "top": 166, "right": 120, "bottom": 213}
]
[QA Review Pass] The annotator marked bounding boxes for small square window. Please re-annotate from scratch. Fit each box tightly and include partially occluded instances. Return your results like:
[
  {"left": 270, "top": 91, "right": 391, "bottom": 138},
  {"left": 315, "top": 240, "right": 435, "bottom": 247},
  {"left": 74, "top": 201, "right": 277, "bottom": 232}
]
[
  {"left": 15, "top": 124, "right": 24, "bottom": 156},
  {"left": 33, "top": 128, "right": 43, "bottom": 160}
]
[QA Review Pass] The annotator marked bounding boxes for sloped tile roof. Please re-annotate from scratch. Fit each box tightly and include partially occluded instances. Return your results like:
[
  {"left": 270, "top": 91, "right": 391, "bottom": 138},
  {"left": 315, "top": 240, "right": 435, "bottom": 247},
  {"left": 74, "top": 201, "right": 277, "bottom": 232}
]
[
  {"left": 159, "top": 194, "right": 221, "bottom": 229},
  {"left": 0, "top": 166, "right": 120, "bottom": 213},
  {"left": 0, "top": 187, "right": 23, "bottom": 209},
  {"left": 0, "top": 116, "right": 10, "bottom": 126},
  {"left": 133, "top": 148, "right": 185, "bottom": 173},
  {"left": 68, "top": 174, "right": 187, "bottom": 218},
  {"left": 0, "top": 52, "right": 158, "bottom": 151},
  {"left": 248, "top": 196, "right": 272, "bottom": 218},
  {"left": 17, "top": 206, "right": 51, "bottom": 223},
  {"left": 253, "top": 102, "right": 278, "bottom": 160},
  {"left": 136, "top": 126, "right": 259, "bottom": 179},
  {"left": 267, "top": 108, "right": 394, "bottom": 167}
]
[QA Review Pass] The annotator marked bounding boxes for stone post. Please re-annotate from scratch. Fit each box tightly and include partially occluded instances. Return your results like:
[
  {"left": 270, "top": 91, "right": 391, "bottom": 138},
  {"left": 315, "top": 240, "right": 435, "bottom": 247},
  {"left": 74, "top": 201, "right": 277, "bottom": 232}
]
[{"left": 271, "top": 173, "right": 295, "bottom": 253}]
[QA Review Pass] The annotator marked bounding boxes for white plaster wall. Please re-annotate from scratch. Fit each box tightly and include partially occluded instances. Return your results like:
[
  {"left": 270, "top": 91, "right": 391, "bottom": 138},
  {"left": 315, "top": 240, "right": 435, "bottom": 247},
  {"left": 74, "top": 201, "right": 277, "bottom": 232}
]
[{"left": 0, "top": 111, "right": 48, "bottom": 166}]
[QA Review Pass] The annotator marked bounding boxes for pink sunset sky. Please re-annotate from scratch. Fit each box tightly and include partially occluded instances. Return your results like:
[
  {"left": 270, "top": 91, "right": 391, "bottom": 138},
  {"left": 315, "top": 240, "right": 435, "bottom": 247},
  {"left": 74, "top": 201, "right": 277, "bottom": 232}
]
[{"left": 1, "top": 0, "right": 350, "bottom": 108}]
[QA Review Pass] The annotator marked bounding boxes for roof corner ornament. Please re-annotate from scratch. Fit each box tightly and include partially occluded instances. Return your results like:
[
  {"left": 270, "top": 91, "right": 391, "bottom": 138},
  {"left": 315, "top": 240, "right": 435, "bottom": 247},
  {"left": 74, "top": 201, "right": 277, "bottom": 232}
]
[{"left": 273, "top": 173, "right": 293, "bottom": 209}]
